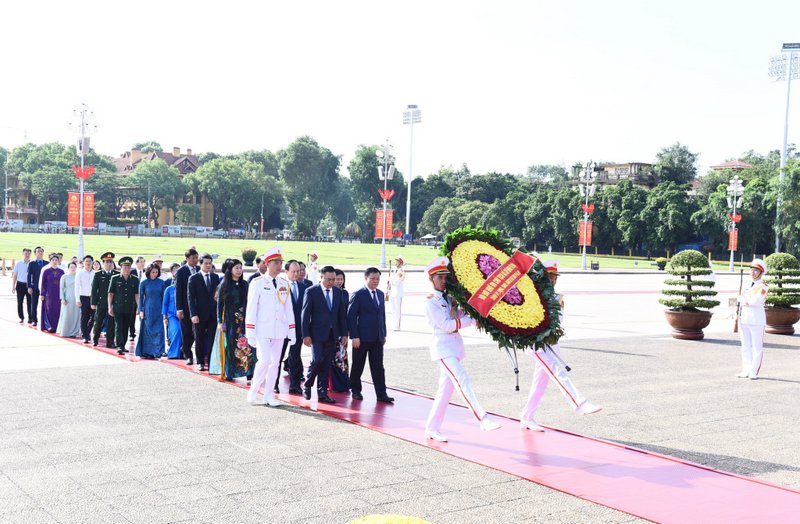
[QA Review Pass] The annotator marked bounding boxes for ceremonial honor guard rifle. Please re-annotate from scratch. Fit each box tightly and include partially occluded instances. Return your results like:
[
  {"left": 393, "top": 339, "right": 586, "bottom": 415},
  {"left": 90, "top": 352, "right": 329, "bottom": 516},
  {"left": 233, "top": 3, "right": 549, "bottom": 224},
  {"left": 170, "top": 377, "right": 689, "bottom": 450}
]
[{"left": 734, "top": 268, "right": 744, "bottom": 333}]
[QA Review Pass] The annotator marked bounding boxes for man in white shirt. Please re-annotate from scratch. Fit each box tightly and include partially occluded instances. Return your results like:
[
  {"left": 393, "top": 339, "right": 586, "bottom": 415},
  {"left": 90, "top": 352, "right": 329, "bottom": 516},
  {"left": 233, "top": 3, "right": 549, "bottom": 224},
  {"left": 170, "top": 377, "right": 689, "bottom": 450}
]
[
  {"left": 74, "top": 255, "right": 96, "bottom": 344},
  {"left": 11, "top": 248, "right": 32, "bottom": 324}
]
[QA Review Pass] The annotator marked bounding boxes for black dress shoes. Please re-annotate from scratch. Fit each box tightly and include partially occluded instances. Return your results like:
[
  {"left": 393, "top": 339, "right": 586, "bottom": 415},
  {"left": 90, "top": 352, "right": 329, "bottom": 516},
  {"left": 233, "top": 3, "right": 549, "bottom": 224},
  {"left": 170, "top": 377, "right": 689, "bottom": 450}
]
[
  {"left": 352, "top": 392, "right": 364, "bottom": 401},
  {"left": 288, "top": 387, "right": 303, "bottom": 395},
  {"left": 318, "top": 394, "right": 336, "bottom": 404},
  {"left": 376, "top": 395, "right": 395, "bottom": 403},
  {"left": 186, "top": 359, "right": 194, "bottom": 366},
  {"left": 199, "top": 365, "right": 208, "bottom": 372},
  {"left": 274, "top": 386, "right": 280, "bottom": 394},
  {"left": 117, "top": 349, "right": 125, "bottom": 355},
  {"left": 303, "top": 387, "right": 311, "bottom": 400}
]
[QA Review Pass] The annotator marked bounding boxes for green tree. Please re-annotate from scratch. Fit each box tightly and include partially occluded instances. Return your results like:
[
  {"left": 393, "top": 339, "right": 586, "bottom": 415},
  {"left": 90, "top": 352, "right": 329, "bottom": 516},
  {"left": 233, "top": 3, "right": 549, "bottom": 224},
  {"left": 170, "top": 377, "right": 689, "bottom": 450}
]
[
  {"left": 438, "top": 201, "right": 490, "bottom": 234},
  {"left": 278, "top": 136, "right": 340, "bottom": 236},
  {"left": 233, "top": 149, "right": 279, "bottom": 179},
  {"left": 521, "top": 189, "right": 554, "bottom": 248},
  {"left": 175, "top": 204, "right": 202, "bottom": 225},
  {"left": 186, "top": 157, "right": 283, "bottom": 230},
  {"left": 408, "top": 170, "right": 457, "bottom": 235},
  {"left": 596, "top": 181, "right": 648, "bottom": 250},
  {"left": 526, "top": 164, "right": 569, "bottom": 185},
  {"left": 418, "top": 197, "right": 464, "bottom": 236},
  {"left": 639, "top": 181, "right": 699, "bottom": 253},
  {"left": 455, "top": 173, "right": 520, "bottom": 203},
  {"left": 480, "top": 187, "right": 531, "bottom": 239},
  {"left": 133, "top": 141, "right": 162, "bottom": 153},
  {"left": 130, "top": 159, "right": 185, "bottom": 228},
  {"left": 84, "top": 169, "right": 124, "bottom": 223},
  {"left": 653, "top": 142, "right": 699, "bottom": 184},
  {"left": 13, "top": 143, "right": 77, "bottom": 220}
]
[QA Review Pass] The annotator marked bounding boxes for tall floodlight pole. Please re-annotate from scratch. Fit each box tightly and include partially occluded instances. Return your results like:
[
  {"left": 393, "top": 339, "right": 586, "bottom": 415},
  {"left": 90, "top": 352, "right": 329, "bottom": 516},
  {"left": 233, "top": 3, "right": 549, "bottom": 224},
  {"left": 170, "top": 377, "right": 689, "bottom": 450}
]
[
  {"left": 768, "top": 43, "right": 800, "bottom": 253},
  {"left": 69, "top": 103, "right": 95, "bottom": 259},
  {"left": 727, "top": 175, "right": 744, "bottom": 272},
  {"left": 579, "top": 162, "right": 597, "bottom": 271},
  {"left": 3, "top": 149, "right": 9, "bottom": 228},
  {"left": 376, "top": 140, "right": 396, "bottom": 268},
  {"left": 402, "top": 105, "right": 421, "bottom": 241}
]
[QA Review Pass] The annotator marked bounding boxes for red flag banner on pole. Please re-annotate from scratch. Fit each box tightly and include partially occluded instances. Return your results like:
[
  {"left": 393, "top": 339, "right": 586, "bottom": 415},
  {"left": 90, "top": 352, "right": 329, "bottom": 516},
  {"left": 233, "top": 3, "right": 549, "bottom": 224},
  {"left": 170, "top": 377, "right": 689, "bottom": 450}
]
[
  {"left": 67, "top": 192, "right": 80, "bottom": 227},
  {"left": 467, "top": 250, "right": 538, "bottom": 317},
  {"left": 83, "top": 193, "right": 95, "bottom": 228},
  {"left": 71, "top": 165, "right": 95, "bottom": 181},
  {"left": 374, "top": 209, "right": 394, "bottom": 239},
  {"left": 728, "top": 230, "right": 739, "bottom": 251},
  {"left": 578, "top": 221, "right": 593, "bottom": 247}
]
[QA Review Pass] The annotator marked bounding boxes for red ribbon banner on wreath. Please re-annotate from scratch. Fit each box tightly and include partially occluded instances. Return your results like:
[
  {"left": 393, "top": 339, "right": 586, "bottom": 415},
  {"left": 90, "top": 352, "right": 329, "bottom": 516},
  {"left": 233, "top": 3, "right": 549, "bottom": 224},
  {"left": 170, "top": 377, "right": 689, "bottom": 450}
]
[
  {"left": 71, "top": 166, "right": 95, "bottom": 181},
  {"left": 728, "top": 214, "right": 742, "bottom": 223},
  {"left": 378, "top": 188, "right": 395, "bottom": 201},
  {"left": 467, "top": 250, "right": 538, "bottom": 317}
]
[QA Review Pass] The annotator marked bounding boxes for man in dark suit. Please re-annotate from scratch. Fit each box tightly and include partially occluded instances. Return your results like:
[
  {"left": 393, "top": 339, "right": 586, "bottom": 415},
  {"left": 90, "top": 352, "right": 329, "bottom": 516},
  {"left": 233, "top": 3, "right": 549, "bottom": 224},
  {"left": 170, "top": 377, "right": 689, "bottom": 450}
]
[
  {"left": 274, "top": 260, "right": 308, "bottom": 395},
  {"left": 26, "top": 246, "right": 46, "bottom": 327},
  {"left": 188, "top": 253, "right": 220, "bottom": 371},
  {"left": 347, "top": 267, "right": 394, "bottom": 403},
  {"left": 248, "top": 256, "right": 268, "bottom": 283},
  {"left": 175, "top": 248, "right": 199, "bottom": 365},
  {"left": 301, "top": 265, "right": 347, "bottom": 403}
]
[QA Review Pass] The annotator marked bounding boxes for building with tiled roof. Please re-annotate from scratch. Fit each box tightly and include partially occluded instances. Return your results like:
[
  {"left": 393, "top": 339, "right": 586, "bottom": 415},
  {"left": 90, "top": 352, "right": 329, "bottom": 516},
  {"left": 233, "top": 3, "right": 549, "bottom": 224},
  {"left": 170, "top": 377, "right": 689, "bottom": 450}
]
[{"left": 710, "top": 160, "right": 753, "bottom": 171}]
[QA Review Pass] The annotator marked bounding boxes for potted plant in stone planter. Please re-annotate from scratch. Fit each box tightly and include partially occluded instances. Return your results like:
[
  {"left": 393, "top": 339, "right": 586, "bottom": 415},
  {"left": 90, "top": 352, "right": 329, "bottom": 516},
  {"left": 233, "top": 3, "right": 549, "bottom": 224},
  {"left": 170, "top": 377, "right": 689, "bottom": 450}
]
[
  {"left": 655, "top": 257, "right": 668, "bottom": 270},
  {"left": 764, "top": 252, "right": 800, "bottom": 335},
  {"left": 241, "top": 247, "right": 257, "bottom": 267},
  {"left": 659, "top": 249, "right": 720, "bottom": 340}
]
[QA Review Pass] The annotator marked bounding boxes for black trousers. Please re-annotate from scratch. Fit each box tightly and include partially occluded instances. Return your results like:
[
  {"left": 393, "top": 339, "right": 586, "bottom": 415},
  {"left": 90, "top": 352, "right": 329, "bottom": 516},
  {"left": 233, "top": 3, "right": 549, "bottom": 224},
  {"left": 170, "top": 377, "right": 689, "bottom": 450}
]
[
  {"left": 94, "top": 307, "right": 115, "bottom": 347},
  {"left": 192, "top": 316, "right": 217, "bottom": 367},
  {"left": 305, "top": 333, "right": 337, "bottom": 393},
  {"left": 29, "top": 288, "right": 40, "bottom": 324},
  {"left": 350, "top": 340, "right": 387, "bottom": 396},
  {"left": 286, "top": 338, "right": 305, "bottom": 390},
  {"left": 129, "top": 305, "right": 137, "bottom": 339},
  {"left": 16, "top": 282, "right": 31, "bottom": 322},
  {"left": 79, "top": 296, "right": 94, "bottom": 341},
  {"left": 179, "top": 314, "right": 195, "bottom": 361},
  {"left": 114, "top": 310, "right": 132, "bottom": 350}
]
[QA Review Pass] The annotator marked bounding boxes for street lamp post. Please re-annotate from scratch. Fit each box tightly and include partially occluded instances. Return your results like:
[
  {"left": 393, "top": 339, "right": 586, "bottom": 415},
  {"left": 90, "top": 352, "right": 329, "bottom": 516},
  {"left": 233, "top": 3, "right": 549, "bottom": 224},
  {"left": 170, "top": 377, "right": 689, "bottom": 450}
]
[
  {"left": 376, "top": 140, "right": 396, "bottom": 268},
  {"left": 402, "top": 105, "right": 421, "bottom": 241},
  {"left": 69, "top": 103, "right": 95, "bottom": 259},
  {"left": 578, "top": 162, "right": 597, "bottom": 271},
  {"left": 768, "top": 43, "right": 800, "bottom": 253},
  {"left": 727, "top": 175, "right": 744, "bottom": 272}
]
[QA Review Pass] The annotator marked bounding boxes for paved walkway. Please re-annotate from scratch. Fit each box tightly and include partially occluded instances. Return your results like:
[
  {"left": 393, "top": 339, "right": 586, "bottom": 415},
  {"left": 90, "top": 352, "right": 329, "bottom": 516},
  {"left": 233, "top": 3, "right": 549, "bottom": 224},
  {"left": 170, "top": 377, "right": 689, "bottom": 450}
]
[{"left": 1, "top": 271, "right": 799, "bottom": 523}]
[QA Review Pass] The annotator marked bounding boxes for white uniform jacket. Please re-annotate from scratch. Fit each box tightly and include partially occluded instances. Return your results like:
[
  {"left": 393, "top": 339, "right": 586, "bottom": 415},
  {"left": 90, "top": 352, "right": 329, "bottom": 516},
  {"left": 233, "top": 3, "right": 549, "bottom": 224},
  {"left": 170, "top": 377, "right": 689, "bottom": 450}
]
[
  {"left": 245, "top": 275, "right": 295, "bottom": 342},
  {"left": 738, "top": 280, "right": 768, "bottom": 326},
  {"left": 425, "top": 290, "right": 474, "bottom": 361}
]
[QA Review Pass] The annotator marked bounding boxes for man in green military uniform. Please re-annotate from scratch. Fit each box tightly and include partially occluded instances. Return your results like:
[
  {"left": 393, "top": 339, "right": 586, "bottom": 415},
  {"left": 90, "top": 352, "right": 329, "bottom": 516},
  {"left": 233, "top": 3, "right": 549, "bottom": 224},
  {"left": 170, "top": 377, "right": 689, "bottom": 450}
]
[
  {"left": 108, "top": 257, "right": 140, "bottom": 355},
  {"left": 92, "top": 252, "right": 118, "bottom": 348}
]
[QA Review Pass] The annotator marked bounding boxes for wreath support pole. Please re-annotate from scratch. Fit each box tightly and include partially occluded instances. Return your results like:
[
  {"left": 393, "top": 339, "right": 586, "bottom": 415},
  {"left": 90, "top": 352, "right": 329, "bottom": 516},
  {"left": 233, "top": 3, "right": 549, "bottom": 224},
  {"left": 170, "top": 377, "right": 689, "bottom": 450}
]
[
  {"left": 503, "top": 343, "right": 520, "bottom": 391},
  {"left": 547, "top": 345, "right": 572, "bottom": 372}
]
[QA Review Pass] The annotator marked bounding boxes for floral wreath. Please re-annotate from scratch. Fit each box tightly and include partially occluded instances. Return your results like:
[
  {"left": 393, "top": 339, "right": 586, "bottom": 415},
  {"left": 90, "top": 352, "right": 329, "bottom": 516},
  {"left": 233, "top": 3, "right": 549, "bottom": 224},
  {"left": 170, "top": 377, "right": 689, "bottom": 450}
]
[{"left": 440, "top": 226, "right": 563, "bottom": 350}]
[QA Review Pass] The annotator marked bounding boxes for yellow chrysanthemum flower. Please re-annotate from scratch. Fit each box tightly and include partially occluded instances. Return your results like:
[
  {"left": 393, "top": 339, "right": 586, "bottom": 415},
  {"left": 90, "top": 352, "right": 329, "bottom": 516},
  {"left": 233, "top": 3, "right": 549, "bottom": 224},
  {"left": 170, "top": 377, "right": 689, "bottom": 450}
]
[{"left": 451, "top": 240, "right": 546, "bottom": 329}]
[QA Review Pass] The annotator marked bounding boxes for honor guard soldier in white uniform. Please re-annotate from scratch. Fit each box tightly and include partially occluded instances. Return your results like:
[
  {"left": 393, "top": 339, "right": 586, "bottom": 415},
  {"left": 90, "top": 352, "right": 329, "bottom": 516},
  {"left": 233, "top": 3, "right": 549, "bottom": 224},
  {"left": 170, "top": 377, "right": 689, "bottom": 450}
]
[
  {"left": 737, "top": 258, "right": 768, "bottom": 380},
  {"left": 423, "top": 256, "right": 501, "bottom": 442},
  {"left": 519, "top": 261, "right": 600, "bottom": 432},
  {"left": 388, "top": 255, "right": 405, "bottom": 331},
  {"left": 245, "top": 247, "right": 296, "bottom": 407}
]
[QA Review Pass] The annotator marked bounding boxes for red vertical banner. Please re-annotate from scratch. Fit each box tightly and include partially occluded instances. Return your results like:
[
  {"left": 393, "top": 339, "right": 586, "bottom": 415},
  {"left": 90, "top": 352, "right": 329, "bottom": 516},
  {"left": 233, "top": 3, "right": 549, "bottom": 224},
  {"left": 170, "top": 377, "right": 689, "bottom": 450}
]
[
  {"left": 83, "top": 193, "right": 95, "bottom": 228},
  {"left": 728, "top": 229, "right": 738, "bottom": 251},
  {"left": 374, "top": 209, "right": 394, "bottom": 239},
  {"left": 578, "top": 221, "right": 593, "bottom": 247},
  {"left": 67, "top": 192, "right": 80, "bottom": 227}
]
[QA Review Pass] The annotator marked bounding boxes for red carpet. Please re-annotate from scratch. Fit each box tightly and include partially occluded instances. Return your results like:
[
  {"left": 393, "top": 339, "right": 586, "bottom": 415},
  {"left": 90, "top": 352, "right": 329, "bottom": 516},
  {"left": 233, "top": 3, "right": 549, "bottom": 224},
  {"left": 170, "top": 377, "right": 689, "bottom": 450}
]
[{"left": 27, "top": 323, "right": 800, "bottom": 522}]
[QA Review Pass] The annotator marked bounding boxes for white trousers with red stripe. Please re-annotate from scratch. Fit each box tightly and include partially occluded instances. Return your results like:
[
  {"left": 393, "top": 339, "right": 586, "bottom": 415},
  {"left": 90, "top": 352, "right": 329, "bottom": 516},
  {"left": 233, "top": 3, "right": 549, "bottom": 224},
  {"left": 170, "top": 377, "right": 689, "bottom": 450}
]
[
  {"left": 739, "top": 324, "right": 764, "bottom": 377},
  {"left": 247, "top": 337, "right": 284, "bottom": 403},
  {"left": 520, "top": 344, "right": 586, "bottom": 422},
  {"left": 425, "top": 357, "right": 487, "bottom": 433}
]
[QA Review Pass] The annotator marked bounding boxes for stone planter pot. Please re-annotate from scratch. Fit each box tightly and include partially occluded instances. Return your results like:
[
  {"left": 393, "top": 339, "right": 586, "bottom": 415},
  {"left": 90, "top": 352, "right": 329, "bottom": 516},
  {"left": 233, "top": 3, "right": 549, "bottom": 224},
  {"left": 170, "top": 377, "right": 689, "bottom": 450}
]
[
  {"left": 241, "top": 251, "right": 257, "bottom": 267},
  {"left": 664, "top": 309, "right": 713, "bottom": 340},
  {"left": 765, "top": 307, "right": 800, "bottom": 335}
]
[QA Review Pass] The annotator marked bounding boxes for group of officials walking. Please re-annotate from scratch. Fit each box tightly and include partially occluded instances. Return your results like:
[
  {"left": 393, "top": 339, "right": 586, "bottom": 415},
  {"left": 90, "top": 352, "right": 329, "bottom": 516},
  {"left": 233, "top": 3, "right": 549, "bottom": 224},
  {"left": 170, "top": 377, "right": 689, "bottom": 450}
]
[{"left": 10, "top": 244, "right": 769, "bottom": 444}]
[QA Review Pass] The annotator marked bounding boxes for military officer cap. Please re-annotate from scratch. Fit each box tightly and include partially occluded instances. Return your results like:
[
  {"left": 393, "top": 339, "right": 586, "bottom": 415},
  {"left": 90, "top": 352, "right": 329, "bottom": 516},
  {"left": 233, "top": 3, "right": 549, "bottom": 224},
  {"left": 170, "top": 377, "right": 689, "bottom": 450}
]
[
  {"left": 101, "top": 252, "right": 115, "bottom": 261},
  {"left": 395, "top": 255, "right": 405, "bottom": 264},
  {"left": 309, "top": 251, "right": 319, "bottom": 259},
  {"left": 262, "top": 247, "right": 284, "bottom": 264},
  {"left": 150, "top": 255, "right": 164, "bottom": 264},
  {"left": 543, "top": 260, "right": 560, "bottom": 275},
  {"left": 426, "top": 256, "right": 450, "bottom": 277},
  {"left": 750, "top": 258, "right": 766, "bottom": 275},
  {"left": 118, "top": 256, "right": 133, "bottom": 267}
]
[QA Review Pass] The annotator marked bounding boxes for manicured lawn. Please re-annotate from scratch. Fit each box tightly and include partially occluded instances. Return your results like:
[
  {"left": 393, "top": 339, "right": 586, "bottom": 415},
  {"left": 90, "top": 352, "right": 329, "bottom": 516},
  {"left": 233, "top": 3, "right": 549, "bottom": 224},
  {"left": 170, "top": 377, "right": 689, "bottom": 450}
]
[{"left": 0, "top": 232, "right": 743, "bottom": 271}]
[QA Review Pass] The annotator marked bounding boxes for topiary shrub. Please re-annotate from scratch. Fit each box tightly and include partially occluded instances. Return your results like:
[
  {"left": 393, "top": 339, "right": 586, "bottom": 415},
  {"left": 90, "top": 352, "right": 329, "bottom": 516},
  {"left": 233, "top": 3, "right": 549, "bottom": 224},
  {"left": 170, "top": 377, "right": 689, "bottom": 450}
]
[
  {"left": 764, "top": 252, "right": 800, "bottom": 308},
  {"left": 659, "top": 249, "right": 720, "bottom": 311},
  {"left": 241, "top": 247, "right": 257, "bottom": 267},
  {"left": 655, "top": 257, "right": 668, "bottom": 270}
]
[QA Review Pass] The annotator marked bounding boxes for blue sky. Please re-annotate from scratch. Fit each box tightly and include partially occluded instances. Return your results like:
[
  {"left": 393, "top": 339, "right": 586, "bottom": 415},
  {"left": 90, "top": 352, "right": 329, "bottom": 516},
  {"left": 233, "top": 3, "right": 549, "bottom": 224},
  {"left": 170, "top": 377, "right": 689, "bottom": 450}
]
[{"left": 1, "top": 1, "right": 799, "bottom": 179}]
